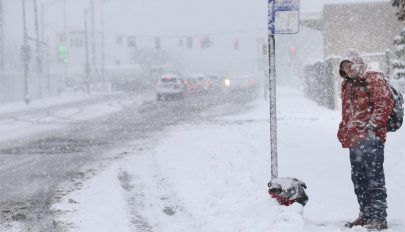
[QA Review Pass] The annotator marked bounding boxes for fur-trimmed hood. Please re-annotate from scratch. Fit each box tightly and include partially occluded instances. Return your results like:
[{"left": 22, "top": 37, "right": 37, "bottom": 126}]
[{"left": 339, "top": 48, "right": 368, "bottom": 79}]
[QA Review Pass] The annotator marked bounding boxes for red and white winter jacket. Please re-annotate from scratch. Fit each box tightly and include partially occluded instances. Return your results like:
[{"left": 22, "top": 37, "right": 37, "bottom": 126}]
[{"left": 337, "top": 50, "right": 393, "bottom": 148}]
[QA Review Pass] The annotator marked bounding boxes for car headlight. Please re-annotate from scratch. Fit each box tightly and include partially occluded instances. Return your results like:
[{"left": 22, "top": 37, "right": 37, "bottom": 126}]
[{"left": 224, "top": 79, "right": 231, "bottom": 86}]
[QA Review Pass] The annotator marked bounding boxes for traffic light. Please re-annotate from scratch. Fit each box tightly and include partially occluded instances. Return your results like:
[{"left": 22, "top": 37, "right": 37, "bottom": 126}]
[
  {"left": 58, "top": 33, "right": 67, "bottom": 44},
  {"left": 155, "top": 37, "right": 161, "bottom": 50},
  {"left": 57, "top": 45, "right": 69, "bottom": 64},
  {"left": 187, "top": 36, "right": 193, "bottom": 49},
  {"left": 127, "top": 36, "right": 136, "bottom": 48},
  {"left": 178, "top": 39, "right": 184, "bottom": 47},
  {"left": 200, "top": 36, "right": 211, "bottom": 49},
  {"left": 233, "top": 38, "right": 239, "bottom": 50},
  {"left": 290, "top": 47, "right": 297, "bottom": 56},
  {"left": 116, "top": 36, "right": 123, "bottom": 45}
]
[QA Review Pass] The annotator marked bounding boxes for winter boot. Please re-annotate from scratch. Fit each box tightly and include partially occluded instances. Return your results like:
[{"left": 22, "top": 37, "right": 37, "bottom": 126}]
[
  {"left": 364, "top": 220, "right": 388, "bottom": 231},
  {"left": 344, "top": 217, "right": 367, "bottom": 228}
]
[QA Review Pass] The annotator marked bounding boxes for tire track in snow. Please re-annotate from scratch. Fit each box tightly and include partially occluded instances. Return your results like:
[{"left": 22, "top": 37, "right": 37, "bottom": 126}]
[
  {"left": 117, "top": 153, "right": 196, "bottom": 232},
  {"left": 118, "top": 171, "right": 153, "bottom": 232}
]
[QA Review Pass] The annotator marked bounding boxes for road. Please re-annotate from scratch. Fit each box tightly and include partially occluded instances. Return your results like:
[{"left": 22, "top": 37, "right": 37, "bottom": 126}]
[{"left": 0, "top": 89, "right": 258, "bottom": 231}]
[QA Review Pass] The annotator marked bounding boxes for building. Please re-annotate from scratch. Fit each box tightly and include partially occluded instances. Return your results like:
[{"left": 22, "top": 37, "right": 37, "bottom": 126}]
[
  {"left": 323, "top": 1, "right": 403, "bottom": 59},
  {"left": 301, "top": 1, "right": 404, "bottom": 72}
]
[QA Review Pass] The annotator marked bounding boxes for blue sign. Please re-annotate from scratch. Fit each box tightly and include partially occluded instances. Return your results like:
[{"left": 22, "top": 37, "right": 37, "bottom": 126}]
[{"left": 268, "top": 0, "right": 300, "bottom": 34}]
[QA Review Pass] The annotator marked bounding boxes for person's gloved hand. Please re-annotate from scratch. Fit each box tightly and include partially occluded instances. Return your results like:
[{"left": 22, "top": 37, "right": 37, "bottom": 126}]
[{"left": 366, "top": 122, "right": 378, "bottom": 138}]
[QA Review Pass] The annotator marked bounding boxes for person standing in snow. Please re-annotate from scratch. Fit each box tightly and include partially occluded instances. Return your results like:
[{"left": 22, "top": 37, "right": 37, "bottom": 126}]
[{"left": 337, "top": 49, "right": 393, "bottom": 230}]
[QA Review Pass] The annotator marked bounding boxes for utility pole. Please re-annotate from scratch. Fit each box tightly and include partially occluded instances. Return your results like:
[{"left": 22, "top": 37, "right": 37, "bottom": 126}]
[
  {"left": 22, "top": 0, "right": 30, "bottom": 104},
  {"left": 40, "top": 3, "right": 51, "bottom": 96},
  {"left": 63, "top": 0, "right": 67, "bottom": 89},
  {"left": 84, "top": 9, "right": 90, "bottom": 94},
  {"left": 46, "top": 37, "right": 51, "bottom": 96},
  {"left": 0, "top": 0, "right": 4, "bottom": 71},
  {"left": 100, "top": 1, "right": 105, "bottom": 83},
  {"left": 33, "top": 0, "right": 43, "bottom": 98},
  {"left": 40, "top": 3, "right": 44, "bottom": 41},
  {"left": 33, "top": 0, "right": 42, "bottom": 73},
  {"left": 90, "top": 0, "right": 96, "bottom": 75}
]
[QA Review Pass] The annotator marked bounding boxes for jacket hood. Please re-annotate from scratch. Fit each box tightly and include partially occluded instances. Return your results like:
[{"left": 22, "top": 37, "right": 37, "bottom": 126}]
[{"left": 339, "top": 48, "right": 368, "bottom": 79}]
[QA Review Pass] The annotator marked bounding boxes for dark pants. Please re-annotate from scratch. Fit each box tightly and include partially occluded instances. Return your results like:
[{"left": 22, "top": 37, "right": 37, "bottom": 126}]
[{"left": 349, "top": 136, "right": 387, "bottom": 222}]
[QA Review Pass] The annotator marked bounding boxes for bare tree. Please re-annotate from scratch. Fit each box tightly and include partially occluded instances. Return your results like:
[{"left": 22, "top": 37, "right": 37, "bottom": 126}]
[
  {"left": 392, "top": 0, "right": 405, "bottom": 21},
  {"left": 391, "top": 1, "right": 405, "bottom": 79}
]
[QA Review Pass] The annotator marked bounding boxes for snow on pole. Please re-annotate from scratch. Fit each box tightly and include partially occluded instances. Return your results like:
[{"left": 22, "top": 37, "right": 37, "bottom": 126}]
[{"left": 268, "top": 0, "right": 278, "bottom": 180}]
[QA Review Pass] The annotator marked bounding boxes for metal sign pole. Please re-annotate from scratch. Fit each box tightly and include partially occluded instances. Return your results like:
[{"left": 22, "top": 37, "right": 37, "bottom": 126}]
[
  {"left": 266, "top": 0, "right": 308, "bottom": 207},
  {"left": 268, "top": 0, "right": 278, "bottom": 180}
]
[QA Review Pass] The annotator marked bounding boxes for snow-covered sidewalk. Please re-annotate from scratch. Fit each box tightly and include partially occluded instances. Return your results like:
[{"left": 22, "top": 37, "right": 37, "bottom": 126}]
[{"left": 54, "top": 86, "right": 405, "bottom": 232}]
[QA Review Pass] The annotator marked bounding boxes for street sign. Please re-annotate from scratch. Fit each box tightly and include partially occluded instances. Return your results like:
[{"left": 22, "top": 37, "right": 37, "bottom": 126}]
[{"left": 268, "top": 0, "right": 300, "bottom": 34}]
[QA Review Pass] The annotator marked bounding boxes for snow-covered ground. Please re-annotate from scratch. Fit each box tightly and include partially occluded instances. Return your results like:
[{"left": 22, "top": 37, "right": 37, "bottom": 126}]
[
  {"left": 0, "top": 91, "right": 152, "bottom": 143},
  {"left": 51, "top": 86, "right": 405, "bottom": 232}
]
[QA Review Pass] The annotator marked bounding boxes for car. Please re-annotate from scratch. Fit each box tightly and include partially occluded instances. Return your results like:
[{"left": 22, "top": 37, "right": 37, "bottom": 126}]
[
  {"left": 183, "top": 77, "right": 200, "bottom": 93},
  {"left": 206, "top": 73, "right": 225, "bottom": 90},
  {"left": 222, "top": 74, "right": 258, "bottom": 93},
  {"left": 191, "top": 74, "right": 212, "bottom": 92},
  {"left": 155, "top": 74, "right": 187, "bottom": 101}
]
